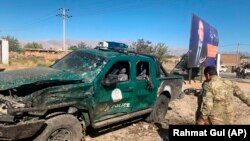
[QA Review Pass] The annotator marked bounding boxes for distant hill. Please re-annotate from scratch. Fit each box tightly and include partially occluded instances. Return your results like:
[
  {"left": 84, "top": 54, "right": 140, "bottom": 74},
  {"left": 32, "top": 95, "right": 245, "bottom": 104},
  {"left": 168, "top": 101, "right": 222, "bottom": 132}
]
[
  {"left": 20, "top": 39, "right": 100, "bottom": 50},
  {"left": 168, "top": 48, "right": 188, "bottom": 56},
  {"left": 20, "top": 39, "right": 187, "bottom": 56}
]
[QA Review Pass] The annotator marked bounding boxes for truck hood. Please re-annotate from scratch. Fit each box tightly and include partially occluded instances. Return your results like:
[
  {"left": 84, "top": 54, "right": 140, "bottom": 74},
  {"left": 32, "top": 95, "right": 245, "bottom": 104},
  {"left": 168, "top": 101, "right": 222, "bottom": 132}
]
[{"left": 0, "top": 67, "right": 84, "bottom": 90}]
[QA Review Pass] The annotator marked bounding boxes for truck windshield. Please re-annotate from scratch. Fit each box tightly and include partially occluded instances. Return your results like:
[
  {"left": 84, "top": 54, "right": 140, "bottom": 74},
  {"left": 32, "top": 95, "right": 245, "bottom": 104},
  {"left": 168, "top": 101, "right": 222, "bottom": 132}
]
[{"left": 51, "top": 50, "right": 108, "bottom": 82}]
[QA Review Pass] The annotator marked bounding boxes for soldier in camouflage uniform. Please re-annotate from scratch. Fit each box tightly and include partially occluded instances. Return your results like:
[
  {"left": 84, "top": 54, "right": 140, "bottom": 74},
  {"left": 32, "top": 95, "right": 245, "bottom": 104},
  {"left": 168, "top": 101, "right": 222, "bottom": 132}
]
[{"left": 197, "top": 66, "right": 250, "bottom": 125}]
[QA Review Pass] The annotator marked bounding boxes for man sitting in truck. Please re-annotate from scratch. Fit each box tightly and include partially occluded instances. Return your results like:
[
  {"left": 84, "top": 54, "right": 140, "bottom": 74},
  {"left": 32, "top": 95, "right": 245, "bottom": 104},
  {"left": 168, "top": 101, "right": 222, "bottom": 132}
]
[
  {"left": 118, "top": 68, "right": 128, "bottom": 81},
  {"left": 136, "top": 69, "right": 147, "bottom": 80}
]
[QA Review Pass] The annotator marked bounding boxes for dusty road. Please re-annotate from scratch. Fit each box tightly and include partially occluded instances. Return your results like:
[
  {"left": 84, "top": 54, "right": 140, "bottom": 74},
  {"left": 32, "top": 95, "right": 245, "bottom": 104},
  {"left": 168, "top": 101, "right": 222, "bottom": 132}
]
[{"left": 85, "top": 80, "right": 250, "bottom": 141}]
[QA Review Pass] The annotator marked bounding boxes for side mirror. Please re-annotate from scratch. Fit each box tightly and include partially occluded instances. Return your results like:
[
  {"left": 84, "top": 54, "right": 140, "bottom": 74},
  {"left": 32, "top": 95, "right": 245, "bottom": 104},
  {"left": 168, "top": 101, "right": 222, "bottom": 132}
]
[{"left": 101, "top": 74, "right": 118, "bottom": 86}]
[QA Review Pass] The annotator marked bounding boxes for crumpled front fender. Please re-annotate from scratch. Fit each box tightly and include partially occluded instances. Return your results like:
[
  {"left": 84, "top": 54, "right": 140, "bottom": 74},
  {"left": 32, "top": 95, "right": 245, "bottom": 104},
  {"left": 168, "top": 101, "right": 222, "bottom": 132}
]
[{"left": 0, "top": 120, "right": 45, "bottom": 140}]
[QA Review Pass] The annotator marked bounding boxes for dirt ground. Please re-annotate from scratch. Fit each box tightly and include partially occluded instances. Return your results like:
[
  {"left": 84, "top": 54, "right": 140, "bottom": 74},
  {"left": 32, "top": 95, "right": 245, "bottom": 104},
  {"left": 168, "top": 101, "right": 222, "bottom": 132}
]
[{"left": 85, "top": 79, "right": 250, "bottom": 141}]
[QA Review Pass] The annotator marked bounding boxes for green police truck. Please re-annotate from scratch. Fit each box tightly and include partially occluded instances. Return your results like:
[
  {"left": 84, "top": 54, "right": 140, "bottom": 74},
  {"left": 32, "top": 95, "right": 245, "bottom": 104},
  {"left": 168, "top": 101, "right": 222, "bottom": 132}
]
[{"left": 0, "top": 42, "right": 183, "bottom": 140}]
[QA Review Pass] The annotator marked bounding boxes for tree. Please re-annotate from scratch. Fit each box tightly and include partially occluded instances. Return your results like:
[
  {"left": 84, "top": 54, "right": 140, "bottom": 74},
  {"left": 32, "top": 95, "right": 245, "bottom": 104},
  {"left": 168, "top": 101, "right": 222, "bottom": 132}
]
[
  {"left": 132, "top": 39, "right": 169, "bottom": 61},
  {"left": 77, "top": 42, "right": 88, "bottom": 49},
  {"left": 240, "top": 52, "right": 250, "bottom": 59},
  {"left": 132, "top": 39, "right": 153, "bottom": 54},
  {"left": 69, "top": 42, "right": 88, "bottom": 51},
  {"left": 68, "top": 45, "right": 78, "bottom": 51},
  {"left": 153, "top": 43, "right": 169, "bottom": 61},
  {"left": 2, "top": 36, "right": 22, "bottom": 53},
  {"left": 24, "top": 42, "right": 43, "bottom": 49}
]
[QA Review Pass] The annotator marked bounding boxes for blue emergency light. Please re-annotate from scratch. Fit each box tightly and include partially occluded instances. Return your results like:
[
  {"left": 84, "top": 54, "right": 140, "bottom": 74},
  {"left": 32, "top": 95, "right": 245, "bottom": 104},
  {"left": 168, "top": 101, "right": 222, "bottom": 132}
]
[
  {"left": 106, "top": 41, "right": 128, "bottom": 49},
  {"left": 98, "top": 41, "right": 128, "bottom": 50}
]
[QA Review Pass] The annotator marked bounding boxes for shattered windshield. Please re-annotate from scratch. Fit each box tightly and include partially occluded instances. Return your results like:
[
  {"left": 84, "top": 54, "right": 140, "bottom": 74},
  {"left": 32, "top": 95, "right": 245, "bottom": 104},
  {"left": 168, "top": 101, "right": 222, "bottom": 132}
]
[{"left": 51, "top": 50, "right": 108, "bottom": 82}]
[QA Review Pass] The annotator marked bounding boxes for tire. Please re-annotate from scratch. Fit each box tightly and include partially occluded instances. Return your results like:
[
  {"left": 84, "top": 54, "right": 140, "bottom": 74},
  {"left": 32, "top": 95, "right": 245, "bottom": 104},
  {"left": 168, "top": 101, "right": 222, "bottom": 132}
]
[
  {"left": 145, "top": 94, "right": 169, "bottom": 123},
  {"left": 34, "top": 114, "right": 84, "bottom": 141}
]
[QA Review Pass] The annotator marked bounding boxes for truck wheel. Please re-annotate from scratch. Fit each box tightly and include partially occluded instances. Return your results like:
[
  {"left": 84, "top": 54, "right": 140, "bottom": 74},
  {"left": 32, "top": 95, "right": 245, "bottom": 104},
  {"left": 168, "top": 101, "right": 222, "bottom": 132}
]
[
  {"left": 34, "top": 114, "right": 84, "bottom": 141},
  {"left": 145, "top": 94, "right": 169, "bottom": 123}
]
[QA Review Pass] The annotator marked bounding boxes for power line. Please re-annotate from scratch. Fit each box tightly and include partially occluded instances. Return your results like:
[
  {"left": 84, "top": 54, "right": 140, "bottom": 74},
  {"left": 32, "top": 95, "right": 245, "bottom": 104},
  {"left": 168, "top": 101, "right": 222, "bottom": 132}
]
[
  {"left": 238, "top": 43, "right": 250, "bottom": 46},
  {"left": 0, "top": 10, "right": 57, "bottom": 32},
  {"left": 0, "top": 1, "right": 163, "bottom": 35},
  {"left": 220, "top": 43, "right": 250, "bottom": 47},
  {"left": 21, "top": 10, "right": 57, "bottom": 26},
  {"left": 219, "top": 42, "right": 250, "bottom": 59},
  {"left": 57, "top": 8, "right": 72, "bottom": 51},
  {"left": 219, "top": 43, "right": 237, "bottom": 47}
]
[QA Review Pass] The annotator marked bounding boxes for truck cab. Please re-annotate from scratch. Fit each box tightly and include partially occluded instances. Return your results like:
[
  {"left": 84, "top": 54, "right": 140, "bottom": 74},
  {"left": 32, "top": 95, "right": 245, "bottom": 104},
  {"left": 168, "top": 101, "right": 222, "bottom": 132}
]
[{"left": 0, "top": 42, "right": 183, "bottom": 140}]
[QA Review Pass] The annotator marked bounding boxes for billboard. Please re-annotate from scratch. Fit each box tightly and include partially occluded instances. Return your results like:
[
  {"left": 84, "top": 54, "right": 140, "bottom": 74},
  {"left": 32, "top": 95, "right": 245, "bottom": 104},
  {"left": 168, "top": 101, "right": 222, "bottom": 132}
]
[{"left": 188, "top": 14, "right": 219, "bottom": 68}]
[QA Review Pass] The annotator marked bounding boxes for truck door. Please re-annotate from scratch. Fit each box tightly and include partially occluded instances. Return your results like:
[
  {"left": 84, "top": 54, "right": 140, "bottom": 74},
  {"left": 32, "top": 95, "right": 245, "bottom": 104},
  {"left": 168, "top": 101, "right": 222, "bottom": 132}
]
[
  {"left": 132, "top": 60, "right": 157, "bottom": 111},
  {"left": 93, "top": 60, "right": 135, "bottom": 121}
]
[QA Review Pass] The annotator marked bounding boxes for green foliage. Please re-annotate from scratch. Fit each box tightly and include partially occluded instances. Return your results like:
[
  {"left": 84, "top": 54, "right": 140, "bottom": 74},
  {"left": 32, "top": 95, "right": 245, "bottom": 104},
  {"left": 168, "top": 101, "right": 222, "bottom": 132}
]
[
  {"left": 24, "top": 42, "right": 43, "bottom": 49},
  {"left": 153, "top": 43, "right": 169, "bottom": 61},
  {"left": 68, "top": 45, "right": 77, "bottom": 51},
  {"left": 240, "top": 52, "right": 250, "bottom": 59},
  {"left": 69, "top": 42, "right": 88, "bottom": 51},
  {"left": 2, "top": 35, "right": 22, "bottom": 53},
  {"left": 132, "top": 39, "right": 169, "bottom": 61},
  {"left": 132, "top": 39, "right": 153, "bottom": 54}
]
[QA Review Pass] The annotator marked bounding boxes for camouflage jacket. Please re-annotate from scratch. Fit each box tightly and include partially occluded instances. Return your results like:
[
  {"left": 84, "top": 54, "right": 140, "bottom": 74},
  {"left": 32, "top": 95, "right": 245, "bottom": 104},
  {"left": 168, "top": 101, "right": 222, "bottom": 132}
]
[{"left": 200, "top": 76, "right": 250, "bottom": 124}]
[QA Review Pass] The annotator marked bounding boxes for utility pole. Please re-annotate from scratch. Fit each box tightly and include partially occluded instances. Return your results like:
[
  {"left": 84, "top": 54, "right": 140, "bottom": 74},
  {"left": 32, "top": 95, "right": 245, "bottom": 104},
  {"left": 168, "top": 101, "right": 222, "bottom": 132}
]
[
  {"left": 57, "top": 8, "right": 72, "bottom": 51},
  {"left": 237, "top": 42, "right": 239, "bottom": 66}
]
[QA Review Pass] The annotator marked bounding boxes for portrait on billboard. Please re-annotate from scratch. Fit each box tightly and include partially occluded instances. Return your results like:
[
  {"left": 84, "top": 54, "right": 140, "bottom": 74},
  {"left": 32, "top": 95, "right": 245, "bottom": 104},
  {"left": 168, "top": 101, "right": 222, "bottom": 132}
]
[
  {"left": 188, "top": 15, "right": 207, "bottom": 68},
  {"left": 188, "top": 14, "right": 219, "bottom": 68}
]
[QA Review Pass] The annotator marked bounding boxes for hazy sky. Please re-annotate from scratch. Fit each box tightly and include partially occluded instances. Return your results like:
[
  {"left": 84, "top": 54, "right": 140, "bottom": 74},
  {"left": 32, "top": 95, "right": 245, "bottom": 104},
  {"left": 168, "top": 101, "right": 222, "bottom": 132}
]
[{"left": 0, "top": 0, "right": 249, "bottom": 53}]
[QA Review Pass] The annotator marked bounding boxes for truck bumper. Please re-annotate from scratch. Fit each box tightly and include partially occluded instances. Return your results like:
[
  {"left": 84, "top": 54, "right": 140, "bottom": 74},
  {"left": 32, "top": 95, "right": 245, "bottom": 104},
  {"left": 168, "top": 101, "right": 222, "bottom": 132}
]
[{"left": 0, "top": 120, "right": 45, "bottom": 140}]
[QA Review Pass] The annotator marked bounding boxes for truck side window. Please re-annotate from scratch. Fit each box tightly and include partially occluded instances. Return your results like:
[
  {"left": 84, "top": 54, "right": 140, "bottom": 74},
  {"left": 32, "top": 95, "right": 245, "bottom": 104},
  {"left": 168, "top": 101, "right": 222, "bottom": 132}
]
[
  {"left": 136, "top": 61, "right": 149, "bottom": 80},
  {"left": 105, "top": 61, "right": 130, "bottom": 82}
]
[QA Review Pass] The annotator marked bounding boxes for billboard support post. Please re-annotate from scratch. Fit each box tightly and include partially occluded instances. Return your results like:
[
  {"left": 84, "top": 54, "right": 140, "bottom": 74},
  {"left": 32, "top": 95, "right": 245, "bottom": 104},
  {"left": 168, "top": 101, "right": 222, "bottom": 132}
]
[
  {"left": 200, "top": 67, "right": 203, "bottom": 83},
  {"left": 189, "top": 68, "right": 192, "bottom": 84},
  {"left": 217, "top": 54, "right": 221, "bottom": 76}
]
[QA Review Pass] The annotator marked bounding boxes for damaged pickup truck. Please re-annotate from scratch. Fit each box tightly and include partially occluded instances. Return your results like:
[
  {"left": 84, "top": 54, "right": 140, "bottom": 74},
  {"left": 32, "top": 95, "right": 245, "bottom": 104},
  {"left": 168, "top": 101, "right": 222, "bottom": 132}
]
[{"left": 0, "top": 45, "right": 183, "bottom": 140}]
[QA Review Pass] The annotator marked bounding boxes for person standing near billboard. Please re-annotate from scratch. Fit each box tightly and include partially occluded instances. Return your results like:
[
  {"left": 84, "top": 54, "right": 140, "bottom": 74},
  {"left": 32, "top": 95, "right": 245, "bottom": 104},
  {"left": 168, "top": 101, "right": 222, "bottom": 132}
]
[{"left": 197, "top": 66, "right": 250, "bottom": 125}]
